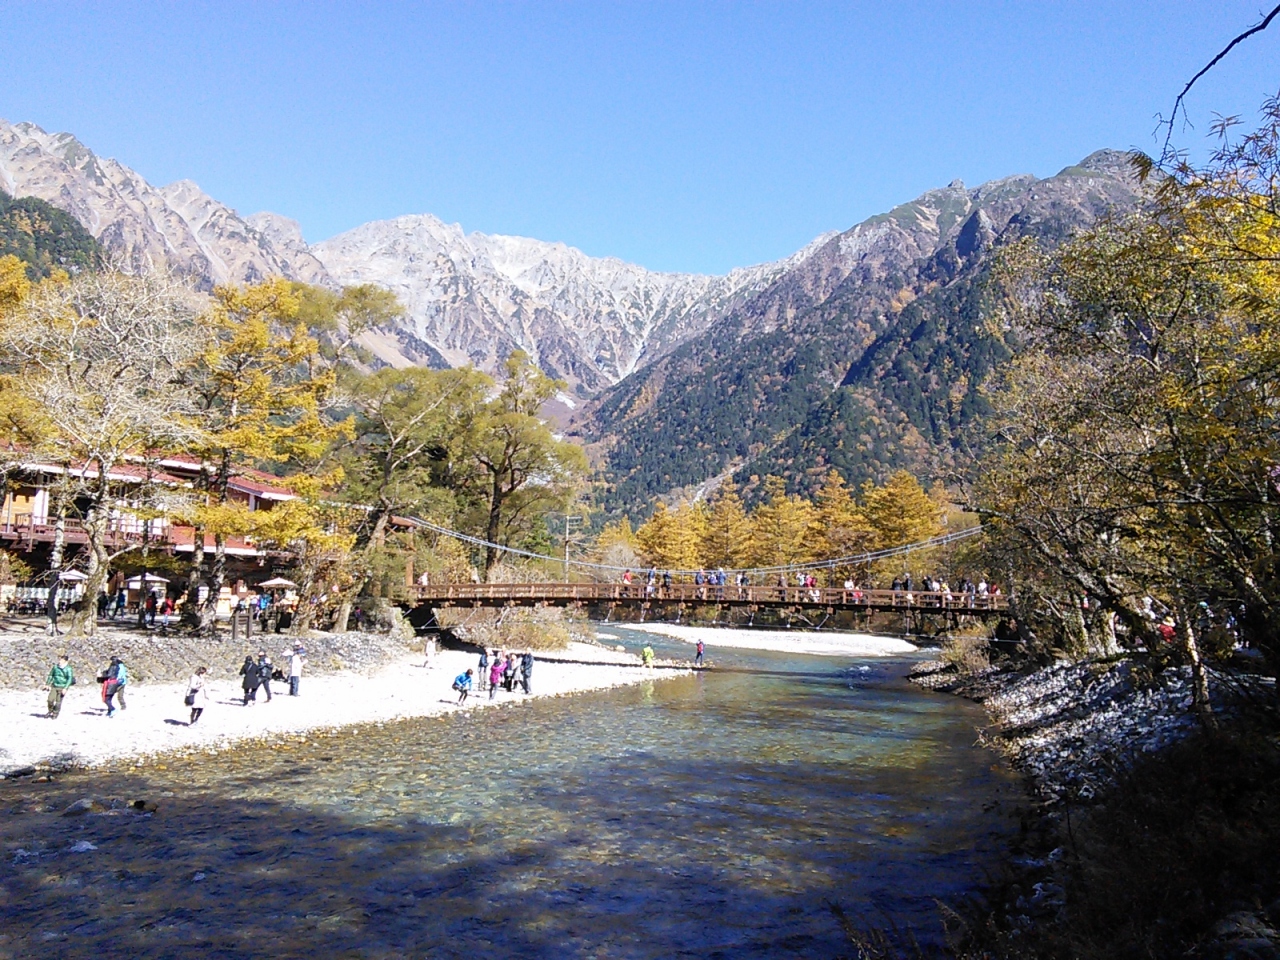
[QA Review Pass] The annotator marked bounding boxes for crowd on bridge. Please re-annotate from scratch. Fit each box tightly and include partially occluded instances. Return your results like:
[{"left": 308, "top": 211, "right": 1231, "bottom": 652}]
[{"left": 612, "top": 567, "right": 1003, "bottom": 608}]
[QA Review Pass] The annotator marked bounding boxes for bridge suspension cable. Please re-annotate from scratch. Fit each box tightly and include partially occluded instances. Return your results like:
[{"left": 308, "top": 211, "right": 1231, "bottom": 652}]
[{"left": 409, "top": 516, "right": 985, "bottom": 578}]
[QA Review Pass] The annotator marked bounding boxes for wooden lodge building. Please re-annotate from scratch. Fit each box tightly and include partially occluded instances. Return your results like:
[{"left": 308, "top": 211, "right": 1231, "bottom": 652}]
[{"left": 0, "top": 453, "right": 300, "bottom": 607}]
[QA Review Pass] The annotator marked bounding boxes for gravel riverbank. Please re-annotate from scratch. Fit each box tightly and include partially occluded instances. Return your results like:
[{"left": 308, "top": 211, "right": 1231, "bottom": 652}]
[
  {"left": 912, "top": 657, "right": 1280, "bottom": 959},
  {"left": 911, "top": 657, "right": 1210, "bottom": 801},
  {"left": 0, "top": 620, "right": 687, "bottom": 776}
]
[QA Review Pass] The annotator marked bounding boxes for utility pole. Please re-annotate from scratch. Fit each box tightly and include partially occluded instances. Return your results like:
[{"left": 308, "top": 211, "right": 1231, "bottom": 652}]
[{"left": 563, "top": 515, "right": 583, "bottom": 582}]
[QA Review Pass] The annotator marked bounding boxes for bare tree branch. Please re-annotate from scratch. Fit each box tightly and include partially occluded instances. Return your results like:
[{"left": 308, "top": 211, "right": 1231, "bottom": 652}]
[{"left": 1159, "top": 3, "right": 1280, "bottom": 162}]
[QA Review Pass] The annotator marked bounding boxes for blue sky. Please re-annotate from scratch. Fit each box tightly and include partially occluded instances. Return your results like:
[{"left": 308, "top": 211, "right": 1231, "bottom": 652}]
[{"left": 2, "top": 1, "right": 1276, "bottom": 273}]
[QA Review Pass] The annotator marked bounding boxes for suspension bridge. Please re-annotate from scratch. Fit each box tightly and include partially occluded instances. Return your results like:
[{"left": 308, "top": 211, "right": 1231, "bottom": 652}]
[{"left": 404, "top": 522, "right": 1006, "bottom": 630}]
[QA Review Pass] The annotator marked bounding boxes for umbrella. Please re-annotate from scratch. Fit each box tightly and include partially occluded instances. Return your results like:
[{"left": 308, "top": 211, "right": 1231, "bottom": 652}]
[
  {"left": 125, "top": 574, "right": 169, "bottom": 589},
  {"left": 58, "top": 570, "right": 88, "bottom": 582},
  {"left": 258, "top": 577, "right": 297, "bottom": 589}
]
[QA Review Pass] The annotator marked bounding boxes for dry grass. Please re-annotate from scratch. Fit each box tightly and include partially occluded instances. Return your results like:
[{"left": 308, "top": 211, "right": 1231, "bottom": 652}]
[{"left": 939, "top": 634, "right": 990, "bottom": 675}]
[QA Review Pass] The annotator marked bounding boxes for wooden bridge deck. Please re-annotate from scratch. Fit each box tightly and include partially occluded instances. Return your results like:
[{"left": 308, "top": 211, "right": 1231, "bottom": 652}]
[{"left": 411, "top": 582, "right": 1007, "bottom": 615}]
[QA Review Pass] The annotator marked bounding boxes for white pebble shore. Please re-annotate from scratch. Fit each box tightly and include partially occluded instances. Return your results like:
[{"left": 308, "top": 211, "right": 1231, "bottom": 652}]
[{"left": 0, "top": 643, "right": 681, "bottom": 775}]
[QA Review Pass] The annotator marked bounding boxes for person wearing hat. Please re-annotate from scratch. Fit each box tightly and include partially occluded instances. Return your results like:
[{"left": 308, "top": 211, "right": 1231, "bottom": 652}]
[
  {"left": 286, "top": 643, "right": 305, "bottom": 696},
  {"left": 46, "top": 655, "right": 74, "bottom": 719}
]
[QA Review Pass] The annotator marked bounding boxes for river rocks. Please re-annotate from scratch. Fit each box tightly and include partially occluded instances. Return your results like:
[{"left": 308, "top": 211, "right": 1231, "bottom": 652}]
[
  {"left": 61, "top": 798, "right": 105, "bottom": 816},
  {"left": 914, "top": 658, "right": 1216, "bottom": 802},
  {"left": 1202, "top": 911, "right": 1280, "bottom": 960}
]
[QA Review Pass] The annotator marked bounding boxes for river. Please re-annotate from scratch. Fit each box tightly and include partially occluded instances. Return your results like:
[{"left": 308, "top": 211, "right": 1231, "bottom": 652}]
[{"left": 0, "top": 627, "right": 1016, "bottom": 958}]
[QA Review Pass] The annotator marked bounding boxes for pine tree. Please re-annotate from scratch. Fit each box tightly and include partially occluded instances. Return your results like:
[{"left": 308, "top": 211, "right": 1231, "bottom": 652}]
[
  {"left": 744, "top": 476, "right": 821, "bottom": 570},
  {"left": 702, "top": 481, "right": 750, "bottom": 569}
]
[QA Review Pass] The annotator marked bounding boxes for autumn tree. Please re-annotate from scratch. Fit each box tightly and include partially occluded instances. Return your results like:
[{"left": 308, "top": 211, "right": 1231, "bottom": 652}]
[
  {"left": 701, "top": 481, "right": 750, "bottom": 569},
  {"left": 813, "top": 470, "right": 875, "bottom": 583},
  {"left": 0, "top": 268, "right": 203, "bottom": 635},
  {"left": 453, "top": 351, "right": 586, "bottom": 577},
  {"left": 181, "top": 279, "right": 348, "bottom": 628},
  {"left": 743, "top": 476, "right": 820, "bottom": 570},
  {"left": 634, "top": 500, "right": 708, "bottom": 572},
  {"left": 972, "top": 99, "right": 1280, "bottom": 720}
]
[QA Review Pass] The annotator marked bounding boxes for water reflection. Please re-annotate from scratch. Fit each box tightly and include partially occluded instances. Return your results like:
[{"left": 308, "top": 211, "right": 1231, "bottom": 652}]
[{"left": 0, "top": 629, "right": 1015, "bottom": 958}]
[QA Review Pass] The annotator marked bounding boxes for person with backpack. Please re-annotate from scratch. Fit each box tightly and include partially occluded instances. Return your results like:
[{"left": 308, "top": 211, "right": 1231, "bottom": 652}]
[
  {"left": 694, "top": 640, "right": 705, "bottom": 667},
  {"left": 101, "top": 656, "right": 126, "bottom": 716},
  {"left": 256, "top": 650, "right": 274, "bottom": 702},
  {"left": 240, "top": 655, "right": 260, "bottom": 705},
  {"left": 46, "top": 655, "right": 74, "bottom": 719},
  {"left": 477, "top": 649, "right": 489, "bottom": 691},
  {"left": 453, "top": 669, "right": 473, "bottom": 705},
  {"left": 185, "top": 666, "right": 208, "bottom": 725},
  {"left": 520, "top": 650, "right": 533, "bottom": 694},
  {"left": 503, "top": 653, "right": 518, "bottom": 692}
]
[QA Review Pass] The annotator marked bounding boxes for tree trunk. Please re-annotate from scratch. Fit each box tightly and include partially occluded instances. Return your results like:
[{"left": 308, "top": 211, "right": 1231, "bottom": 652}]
[
  {"left": 1176, "top": 601, "right": 1216, "bottom": 730},
  {"left": 484, "top": 484, "right": 504, "bottom": 578},
  {"left": 203, "top": 533, "right": 227, "bottom": 634},
  {"left": 291, "top": 553, "right": 320, "bottom": 636},
  {"left": 334, "top": 600, "right": 352, "bottom": 634},
  {"left": 184, "top": 524, "right": 205, "bottom": 627},
  {"left": 70, "top": 498, "right": 108, "bottom": 638}
]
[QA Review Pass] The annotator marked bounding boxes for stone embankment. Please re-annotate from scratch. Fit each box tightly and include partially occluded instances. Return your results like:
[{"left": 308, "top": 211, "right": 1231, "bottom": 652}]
[
  {"left": 911, "top": 657, "right": 1206, "bottom": 801},
  {"left": 913, "top": 656, "right": 1280, "bottom": 958}
]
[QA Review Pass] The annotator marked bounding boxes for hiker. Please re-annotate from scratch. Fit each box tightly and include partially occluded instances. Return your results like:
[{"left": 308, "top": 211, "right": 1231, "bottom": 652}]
[
  {"left": 286, "top": 643, "right": 305, "bottom": 696},
  {"left": 520, "top": 650, "right": 533, "bottom": 694},
  {"left": 453, "top": 668, "right": 473, "bottom": 705},
  {"left": 240, "top": 655, "right": 260, "bottom": 705},
  {"left": 46, "top": 655, "right": 74, "bottom": 719},
  {"left": 489, "top": 654, "right": 504, "bottom": 700},
  {"left": 256, "top": 650, "right": 274, "bottom": 702},
  {"left": 185, "top": 666, "right": 208, "bottom": 725},
  {"left": 102, "top": 656, "right": 126, "bottom": 716},
  {"left": 503, "top": 653, "right": 518, "bottom": 692},
  {"left": 96, "top": 590, "right": 110, "bottom": 619},
  {"left": 112, "top": 587, "right": 126, "bottom": 620},
  {"left": 477, "top": 648, "right": 489, "bottom": 690},
  {"left": 694, "top": 640, "right": 704, "bottom": 667},
  {"left": 145, "top": 591, "right": 158, "bottom": 627},
  {"left": 641, "top": 644, "right": 655, "bottom": 668},
  {"left": 422, "top": 637, "right": 437, "bottom": 669},
  {"left": 159, "top": 595, "right": 175, "bottom": 632}
]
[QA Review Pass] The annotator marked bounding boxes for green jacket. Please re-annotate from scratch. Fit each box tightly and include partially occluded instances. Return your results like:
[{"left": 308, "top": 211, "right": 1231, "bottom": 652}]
[{"left": 47, "top": 663, "right": 74, "bottom": 689}]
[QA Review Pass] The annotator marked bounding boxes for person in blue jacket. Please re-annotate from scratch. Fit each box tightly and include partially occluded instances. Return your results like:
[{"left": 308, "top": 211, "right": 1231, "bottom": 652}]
[{"left": 453, "top": 669, "right": 473, "bottom": 705}]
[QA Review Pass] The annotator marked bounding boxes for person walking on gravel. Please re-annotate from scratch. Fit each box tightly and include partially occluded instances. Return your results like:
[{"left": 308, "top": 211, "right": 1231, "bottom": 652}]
[
  {"left": 186, "top": 666, "right": 208, "bottom": 725},
  {"left": 520, "top": 650, "right": 533, "bottom": 694},
  {"left": 46, "top": 655, "right": 74, "bottom": 719},
  {"left": 489, "top": 655, "right": 504, "bottom": 700},
  {"left": 256, "top": 650, "right": 274, "bottom": 702},
  {"left": 240, "top": 655, "right": 260, "bottom": 705},
  {"left": 286, "top": 643, "right": 305, "bottom": 696}
]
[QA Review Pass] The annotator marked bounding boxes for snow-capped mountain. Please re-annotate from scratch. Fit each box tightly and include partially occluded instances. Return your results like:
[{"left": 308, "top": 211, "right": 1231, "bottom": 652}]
[
  {"left": 0, "top": 117, "right": 832, "bottom": 392},
  {"left": 312, "top": 215, "right": 832, "bottom": 391},
  {"left": 0, "top": 119, "right": 330, "bottom": 287}
]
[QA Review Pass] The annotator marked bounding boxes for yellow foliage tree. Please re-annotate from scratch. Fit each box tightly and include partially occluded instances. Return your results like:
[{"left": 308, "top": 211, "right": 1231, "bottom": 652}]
[
  {"left": 744, "top": 476, "right": 821, "bottom": 571},
  {"left": 182, "top": 278, "right": 352, "bottom": 628},
  {"left": 701, "top": 481, "right": 750, "bottom": 569},
  {"left": 814, "top": 470, "right": 875, "bottom": 584}
]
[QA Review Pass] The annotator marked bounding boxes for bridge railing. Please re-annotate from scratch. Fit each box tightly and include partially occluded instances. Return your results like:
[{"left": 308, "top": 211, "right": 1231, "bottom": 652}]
[{"left": 412, "top": 581, "right": 1007, "bottom": 611}]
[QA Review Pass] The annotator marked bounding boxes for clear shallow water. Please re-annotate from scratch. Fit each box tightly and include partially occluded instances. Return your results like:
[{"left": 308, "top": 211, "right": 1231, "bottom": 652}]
[{"left": 0, "top": 627, "right": 1016, "bottom": 958}]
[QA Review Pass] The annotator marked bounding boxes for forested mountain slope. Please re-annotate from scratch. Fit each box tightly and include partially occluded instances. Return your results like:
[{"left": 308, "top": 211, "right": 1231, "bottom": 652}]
[
  {"left": 0, "top": 189, "right": 101, "bottom": 279},
  {"left": 579, "top": 151, "right": 1143, "bottom": 512}
]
